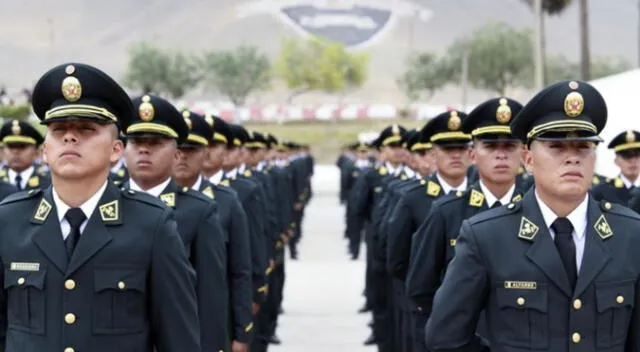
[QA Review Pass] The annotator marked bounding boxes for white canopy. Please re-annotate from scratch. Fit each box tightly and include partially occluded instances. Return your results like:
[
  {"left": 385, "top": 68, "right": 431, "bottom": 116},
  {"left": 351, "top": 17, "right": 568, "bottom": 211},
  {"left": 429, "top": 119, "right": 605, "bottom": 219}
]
[{"left": 589, "top": 69, "right": 640, "bottom": 178}]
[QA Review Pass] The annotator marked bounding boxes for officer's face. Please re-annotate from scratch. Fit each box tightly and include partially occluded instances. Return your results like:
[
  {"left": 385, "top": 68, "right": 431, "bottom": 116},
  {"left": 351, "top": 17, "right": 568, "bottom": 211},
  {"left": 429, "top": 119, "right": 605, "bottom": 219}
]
[
  {"left": 4, "top": 143, "right": 38, "bottom": 172},
  {"left": 43, "top": 121, "right": 122, "bottom": 180},
  {"left": 526, "top": 140, "right": 596, "bottom": 200},
  {"left": 434, "top": 145, "right": 470, "bottom": 179},
  {"left": 174, "top": 146, "right": 206, "bottom": 180},
  {"left": 356, "top": 150, "right": 369, "bottom": 160},
  {"left": 203, "top": 143, "right": 226, "bottom": 171},
  {"left": 222, "top": 147, "right": 240, "bottom": 169},
  {"left": 471, "top": 140, "right": 522, "bottom": 185},
  {"left": 382, "top": 145, "right": 404, "bottom": 164},
  {"left": 614, "top": 150, "right": 640, "bottom": 181},
  {"left": 413, "top": 150, "right": 434, "bottom": 177},
  {"left": 125, "top": 136, "right": 178, "bottom": 185}
]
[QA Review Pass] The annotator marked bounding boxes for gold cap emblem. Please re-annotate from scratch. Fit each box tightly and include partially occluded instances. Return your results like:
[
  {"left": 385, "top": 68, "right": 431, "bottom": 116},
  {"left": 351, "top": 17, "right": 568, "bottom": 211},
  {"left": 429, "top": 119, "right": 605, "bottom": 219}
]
[
  {"left": 205, "top": 114, "right": 214, "bottom": 127},
  {"left": 447, "top": 111, "right": 461, "bottom": 131},
  {"left": 391, "top": 124, "right": 400, "bottom": 136},
  {"left": 564, "top": 83, "right": 584, "bottom": 118},
  {"left": 61, "top": 76, "right": 82, "bottom": 102},
  {"left": 626, "top": 130, "right": 636, "bottom": 143},
  {"left": 496, "top": 98, "right": 512, "bottom": 124},
  {"left": 11, "top": 120, "right": 21, "bottom": 135},
  {"left": 184, "top": 118, "right": 192, "bottom": 130},
  {"left": 138, "top": 95, "right": 155, "bottom": 122}
]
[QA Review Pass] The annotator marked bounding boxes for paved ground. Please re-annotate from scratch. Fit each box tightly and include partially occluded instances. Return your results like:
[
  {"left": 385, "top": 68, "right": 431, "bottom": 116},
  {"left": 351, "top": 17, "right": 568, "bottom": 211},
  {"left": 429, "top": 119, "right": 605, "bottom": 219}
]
[{"left": 271, "top": 165, "right": 375, "bottom": 352}]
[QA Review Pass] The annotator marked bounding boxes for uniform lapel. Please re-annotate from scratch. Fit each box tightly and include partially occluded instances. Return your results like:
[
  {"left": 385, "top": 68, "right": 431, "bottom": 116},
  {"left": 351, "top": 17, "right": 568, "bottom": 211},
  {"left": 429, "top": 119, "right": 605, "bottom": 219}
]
[
  {"left": 31, "top": 187, "right": 68, "bottom": 274},
  {"left": 521, "top": 191, "right": 573, "bottom": 298},
  {"left": 66, "top": 184, "right": 121, "bottom": 276},
  {"left": 573, "top": 197, "right": 613, "bottom": 298}
]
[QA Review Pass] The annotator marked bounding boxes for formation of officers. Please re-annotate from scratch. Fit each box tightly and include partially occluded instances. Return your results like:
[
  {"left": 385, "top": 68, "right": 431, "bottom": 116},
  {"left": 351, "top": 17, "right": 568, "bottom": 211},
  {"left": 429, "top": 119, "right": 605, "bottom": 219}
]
[
  {"left": 338, "top": 80, "right": 640, "bottom": 352},
  {"left": 0, "top": 62, "right": 314, "bottom": 352}
]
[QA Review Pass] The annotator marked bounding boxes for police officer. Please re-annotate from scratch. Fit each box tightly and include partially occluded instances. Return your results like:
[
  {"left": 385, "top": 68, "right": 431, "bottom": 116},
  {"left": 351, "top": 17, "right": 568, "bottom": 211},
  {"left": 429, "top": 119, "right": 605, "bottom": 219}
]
[
  {"left": 0, "top": 62, "right": 200, "bottom": 351},
  {"left": 123, "top": 94, "right": 228, "bottom": 351},
  {"left": 425, "top": 80, "right": 640, "bottom": 351},
  {"left": 591, "top": 129, "right": 640, "bottom": 205},
  {"left": 173, "top": 111, "right": 254, "bottom": 352},
  {"left": 0, "top": 119, "right": 50, "bottom": 191}
]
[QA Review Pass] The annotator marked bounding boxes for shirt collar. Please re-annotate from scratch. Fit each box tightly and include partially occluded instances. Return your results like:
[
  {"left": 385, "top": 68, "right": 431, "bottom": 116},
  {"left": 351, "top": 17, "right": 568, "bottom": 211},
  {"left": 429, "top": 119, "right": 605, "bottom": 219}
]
[
  {"left": 209, "top": 170, "right": 224, "bottom": 185},
  {"left": 403, "top": 166, "right": 416, "bottom": 179},
  {"left": 385, "top": 162, "right": 402, "bottom": 176},
  {"left": 619, "top": 174, "right": 640, "bottom": 188},
  {"left": 9, "top": 165, "right": 34, "bottom": 184},
  {"left": 53, "top": 180, "right": 108, "bottom": 223},
  {"left": 225, "top": 168, "right": 238, "bottom": 179},
  {"left": 129, "top": 177, "right": 172, "bottom": 198},
  {"left": 535, "top": 190, "right": 588, "bottom": 240},
  {"left": 238, "top": 164, "right": 246, "bottom": 174},
  {"left": 191, "top": 175, "right": 203, "bottom": 191},
  {"left": 479, "top": 180, "right": 516, "bottom": 207},
  {"left": 436, "top": 173, "right": 468, "bottom": 194}
]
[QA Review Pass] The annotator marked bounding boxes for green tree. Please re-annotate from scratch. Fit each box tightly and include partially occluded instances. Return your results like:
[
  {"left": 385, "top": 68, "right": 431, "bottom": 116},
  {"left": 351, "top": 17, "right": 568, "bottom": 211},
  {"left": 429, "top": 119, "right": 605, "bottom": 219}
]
[
  {"left": 546, "top": 55, "right": 631, "bottom": 82},
  {"left": 545, "top": 55, "right": 579, "bottom": 82},
  {"left": 275, "top": 37, "right": 370, "bottom": 102},
  {"left": 124, "top": 41, "right": 201, "bottom": 99},
  {"left": 590, "top": 56, "right": 632, "bottom": 79},
  {"left": 201, "top": 46, "right": 271, "bottom": 106},
  {"left": 446, "top": 22, "right": 534, "bottom": 95},
  {"left": 397, "top": 53, "right": 453, "bottom": 102}
]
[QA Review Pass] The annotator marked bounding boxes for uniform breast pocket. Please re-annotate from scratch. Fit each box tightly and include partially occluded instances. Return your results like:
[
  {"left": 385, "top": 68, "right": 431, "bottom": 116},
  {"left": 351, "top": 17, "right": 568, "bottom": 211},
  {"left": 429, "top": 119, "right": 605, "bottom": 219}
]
[
  {"left": 3, "top": 268, "right": 46, "bottom": 335},
  {"left": 595, "top": 279, "right": 635, "bottom": 348},
  {"left": 93, "top": 268, "right": 147, "bottom": 335},
  {"left": 494, "top": 284, "right": 548, "bottom": 349}
]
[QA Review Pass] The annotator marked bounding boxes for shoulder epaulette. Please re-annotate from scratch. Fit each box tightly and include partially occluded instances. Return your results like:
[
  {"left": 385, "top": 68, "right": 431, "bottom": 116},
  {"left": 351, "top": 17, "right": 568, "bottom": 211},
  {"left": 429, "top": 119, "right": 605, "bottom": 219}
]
[
  {"left": 0, "top": 189, "right": 41, "bottom": 205},
  {"left": 244, "top": 169, "right": 253, "bottom": 177},
  {"left": 601, "top": 200, "right": 640, "bottom": 220},
  {"left": 378, "top": 166, "right": 388, "bottom": 176},
  {"left": 121, "top": 189, "right": 166, "bottom": 209},
  {"left": 180, "top": 186, "right": 214, "bottom": 204},
  {"left": 468, "top": 200, "right": 522, "bottom": 225},
  {"left": 613, "top": 178, "right": 624, "bottom": 188}
]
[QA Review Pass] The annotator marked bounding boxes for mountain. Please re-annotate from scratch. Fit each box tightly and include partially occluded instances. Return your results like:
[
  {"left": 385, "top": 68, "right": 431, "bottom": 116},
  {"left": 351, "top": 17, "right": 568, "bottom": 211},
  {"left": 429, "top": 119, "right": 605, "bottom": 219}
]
[{"left": 0, "top": 0, "right": 636, "bottom": 105}]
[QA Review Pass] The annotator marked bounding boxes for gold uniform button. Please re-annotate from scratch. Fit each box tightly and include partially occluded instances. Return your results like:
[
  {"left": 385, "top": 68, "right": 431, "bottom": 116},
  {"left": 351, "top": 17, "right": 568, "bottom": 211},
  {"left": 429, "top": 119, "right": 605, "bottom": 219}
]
[
  {"left": 17, "top": 277, "right": 25, "bottom": 285},
  {"left": 118, "top": 281, "right": 126, "bottom": 290},
  {"left": 64, "top": 348, "right": 75, "bottom": 352},
  {"left": 507, "top": 203, "right": 515, "bottom": 209},
  {"left": 617, "top": 295, "right": 624, "bottom": 304},
  {"left": 516, "top": 297, "right": 525, "bottom": 306},
  {"left": 65, "top": 313, "right": 76, "bottom": 325},
  {"left": 572, "top": 332, "right": 581, "bottom": 343},
  {"left": 573, "top": 299, "right": 582, "bottom": 310},
  {"left": 65, "top": 280, "right": 76, "bottom": 290},
  {"left": 604, "top": 202, "right": 612, "bottom": 210}
]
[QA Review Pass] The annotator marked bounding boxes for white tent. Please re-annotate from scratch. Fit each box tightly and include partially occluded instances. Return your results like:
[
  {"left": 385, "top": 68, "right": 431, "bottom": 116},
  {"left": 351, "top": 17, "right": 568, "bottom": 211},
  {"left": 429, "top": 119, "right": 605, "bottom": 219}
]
[{"left": 589, "top": 69, "right": 640, "bottom": 178}]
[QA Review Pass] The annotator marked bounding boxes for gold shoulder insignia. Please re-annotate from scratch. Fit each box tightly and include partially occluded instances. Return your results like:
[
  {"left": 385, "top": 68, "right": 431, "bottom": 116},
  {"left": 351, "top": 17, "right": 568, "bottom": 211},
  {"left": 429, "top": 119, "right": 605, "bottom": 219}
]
[
  {"left": 244, "top": 169, "right": 252, "bottom": 177},
  {"left": 400, "top": 174, "right": 408, "bottom": 180},
  {"left": 220, "top": 179, "right": 231, "bottom": 187},
  {"left": 512, "top": 194, "right": 522, "bottom": 202},
  {"left": 202, "top": 186, "right": 214, "bottom": 199},
  {"left": 456, "top": 191, "right": 463, "bottom": 197},
  {"left": 614, "top": 178, "right": 624, "bottom": 188},
  {"left": 518, "top": 217, "right": 539, "bottom": 241},
  {"left": 379, "top": 166, "right": 388, "bottom": 176},
  {"left": 426, "top": 181, "right": 441, "bottom": 197},
  {"left": 99, "top": 200, "right": 119, "bottom": 222},
  {"left": 33, "top": 198, "right": 52, "bottom": 222},
  {"left": 592, "top": 176, "right": 600, "bottom": 185},
  {"left": 28, "top": 176, "right": 39, "bottom": 188},
  {"left": 594, "top": 215, "right": 613, "bottom": 240},
  {"left": 0, "top": 168, "right": 6, "bottom": 177},
  {"left": 420, "top": 179, "right": 426, "bottom": 185},
  {"left": 116, "top": 168, "right": 126, "bottom": 177},
  {"left": 160, "top": 193, "right": 176, "bottom": 207},
  {"left": 469, "top": 189, "right": 484, "bottom": 207},
  {"left": 518, "top": 166, "right": 525, "bottom": 175}
]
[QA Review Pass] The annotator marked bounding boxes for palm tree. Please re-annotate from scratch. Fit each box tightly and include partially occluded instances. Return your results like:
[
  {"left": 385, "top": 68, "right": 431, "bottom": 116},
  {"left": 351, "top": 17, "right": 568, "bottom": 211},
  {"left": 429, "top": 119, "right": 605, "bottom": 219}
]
[{"left": 579, "top": 0, "right": 590, "bottom": 80}]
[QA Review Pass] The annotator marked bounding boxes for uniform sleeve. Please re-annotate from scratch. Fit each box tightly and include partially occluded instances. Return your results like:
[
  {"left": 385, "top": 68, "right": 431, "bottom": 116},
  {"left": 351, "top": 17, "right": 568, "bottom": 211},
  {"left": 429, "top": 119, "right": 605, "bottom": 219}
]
[
  {"left": 151, "top": 210, "right": 201, "bottom": 352},
  {"left": 424, "top": 220, "right": 489, "bottom": 352},
  {"left": 0, "top": 260, "right": 5, "bottom": 351},
  {"left": 244, "top": 191, "right": 268, "bottom": 303},
  {"left": 227, "top": 196, "right": 254, "bottom": 343},
  {"left": 626, "top": 277, "right": 640, "bottom": 350},
  {"left": 193, "top": 203, "right": 228, "bottom": 351},
  {"left": 387, "top": 196, "right": 414, "bottom": 280},
  {"left": 349, "top": 172, "right": 371, "bottom": 220}
]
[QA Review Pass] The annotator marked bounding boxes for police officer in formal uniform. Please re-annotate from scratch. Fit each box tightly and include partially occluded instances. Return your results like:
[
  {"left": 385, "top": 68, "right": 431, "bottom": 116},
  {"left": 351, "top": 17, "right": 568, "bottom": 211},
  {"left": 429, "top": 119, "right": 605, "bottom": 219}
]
[
  {"left": 0, "top": 120, "right": 51, "bottom": 191},
  {"left": 408, "top": 98, "right": 527, "bottom": 350},
  {"left": 591, "top": 129, "right": 640, "bottom": 205},
  {"left": 425, "top": 80, "right": 640, "bottom": 351},
  {"left": 344, "top": 142, "right": 373, "bottom": 258},
  {"left": 123, "top": 94, "right": 228, "bottom": 352},
  {"left": 173, "top": 111, "right": 254, "bottom": 352},
  {"left": 0, "top": 62, "right": 201, "bottom": 351}
]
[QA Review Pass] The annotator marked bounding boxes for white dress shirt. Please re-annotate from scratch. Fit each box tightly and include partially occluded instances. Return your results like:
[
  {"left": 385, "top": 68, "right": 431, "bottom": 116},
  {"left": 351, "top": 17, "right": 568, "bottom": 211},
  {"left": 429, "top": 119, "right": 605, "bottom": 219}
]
[
  {"left": 620, "top": 174, "right": 640, "bottom": 189},
  {"left": 479, "top": 181, "right": 515, "bottom": 208},
  {"left": 191, "top": 175, "right": 203, "bottom": 191},
  {"left": 436, "top": 173, "right": 468, "bottom": 195},
  {"left": 209, "top": 170, "right": 224, "bottom": 185},
  {"left": 8, "top": 165, "right": 34, "bottom": 189},
  {"left": 225, "top": 168, "right": 239, "bottom": 180},
  {"left": 52, "top": 180, "right": 108, "bottom": 240},
  {"left": 128, "top": 177, "right": 172, "bottom": 198},
  {"left": 535, "top": 191, "right": 588, "bottom": 272}
]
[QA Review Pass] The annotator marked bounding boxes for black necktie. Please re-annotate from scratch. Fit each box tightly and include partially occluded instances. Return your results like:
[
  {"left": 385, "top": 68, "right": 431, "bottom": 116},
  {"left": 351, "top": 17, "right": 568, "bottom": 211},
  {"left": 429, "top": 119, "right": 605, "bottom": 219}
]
[
  {"left": 14, "top": 174, "right": 22, "bottom": 191},
  {"left": 551, "top": 217, "right": 577, "bottom": 290},
  {"left": 491, "top": 201, "right": 502, "bottom": 209},
  {"left": 65, "top": 208, "right": 86, "bottom": 259}
]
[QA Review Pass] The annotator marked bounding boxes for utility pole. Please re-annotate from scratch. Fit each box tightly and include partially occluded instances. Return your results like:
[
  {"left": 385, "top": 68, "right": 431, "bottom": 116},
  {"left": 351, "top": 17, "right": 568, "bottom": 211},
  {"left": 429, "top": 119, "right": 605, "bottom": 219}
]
[
  {"left": 461, "top": 47, "right": 469, "bottom": 110},
  {"left": 533, "top": 0, "right": 544, "bottom": 90},
  {"left": 579, "top": 0, "right": 591, "bottom": 80}
]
